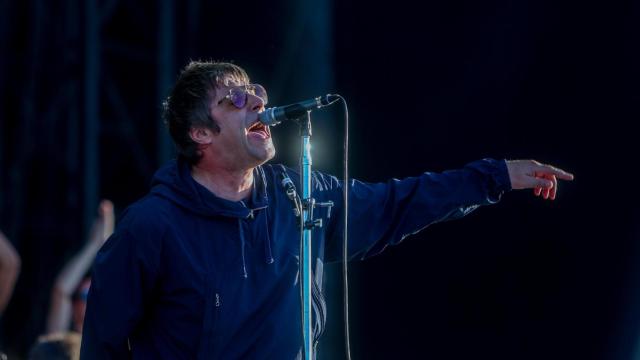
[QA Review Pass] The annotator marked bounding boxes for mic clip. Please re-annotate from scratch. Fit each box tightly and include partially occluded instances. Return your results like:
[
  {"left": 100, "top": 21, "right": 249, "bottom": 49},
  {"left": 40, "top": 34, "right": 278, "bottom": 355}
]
[
  {"left": 301, "top": 198, "right": 334, "bottom": 230},
  {"left": 278, "top": 167, "right": 334, "bottom": 230}
]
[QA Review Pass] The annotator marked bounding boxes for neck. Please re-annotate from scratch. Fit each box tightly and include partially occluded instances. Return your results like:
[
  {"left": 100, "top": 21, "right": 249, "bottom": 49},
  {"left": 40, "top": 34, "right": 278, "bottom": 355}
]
[{"left": 191, "top": 162, "right": 254, "bottom": 202}]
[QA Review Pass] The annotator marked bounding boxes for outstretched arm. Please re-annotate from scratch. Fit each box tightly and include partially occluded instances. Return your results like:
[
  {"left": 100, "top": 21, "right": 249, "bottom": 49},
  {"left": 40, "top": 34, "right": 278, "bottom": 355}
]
[
  {"left": 47, "top": 200, "right": 115, "bottom": 333},
  {"left": 0, "top": 230, "right": 20, "bottom": 314},
  {"left": 321, "top": 158, "right": 574, "bottom": 262}
]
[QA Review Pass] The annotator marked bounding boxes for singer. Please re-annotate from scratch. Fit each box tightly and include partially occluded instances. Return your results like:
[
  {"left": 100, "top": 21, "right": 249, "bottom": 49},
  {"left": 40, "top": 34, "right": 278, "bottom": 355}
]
[{"left": 80, "top": 61, "right": 574, "bottom": 359}]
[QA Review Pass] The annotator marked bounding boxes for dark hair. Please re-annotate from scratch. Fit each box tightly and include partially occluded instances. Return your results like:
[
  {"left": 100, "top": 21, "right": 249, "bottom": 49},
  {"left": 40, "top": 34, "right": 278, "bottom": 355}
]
[
  {"left": 28, "top": 332, "right": 81, "bottom": 360},
  {"left": 163, "top": 61, "right": 250, "bottom": 165}
]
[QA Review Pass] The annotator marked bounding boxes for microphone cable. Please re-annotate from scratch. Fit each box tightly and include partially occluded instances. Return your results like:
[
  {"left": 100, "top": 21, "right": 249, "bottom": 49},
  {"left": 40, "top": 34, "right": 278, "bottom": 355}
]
[{"left": 336, "top": 95, "right": 352, "bottom": 360}]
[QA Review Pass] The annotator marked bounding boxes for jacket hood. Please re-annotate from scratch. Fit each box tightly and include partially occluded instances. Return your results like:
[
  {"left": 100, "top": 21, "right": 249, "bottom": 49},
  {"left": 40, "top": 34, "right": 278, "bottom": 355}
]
[
  {"left": 150, "top": 160, "right": 274, "bottom": 278},
  {"left": 149, "top": 159, "right": 269, "bottom": 219}
]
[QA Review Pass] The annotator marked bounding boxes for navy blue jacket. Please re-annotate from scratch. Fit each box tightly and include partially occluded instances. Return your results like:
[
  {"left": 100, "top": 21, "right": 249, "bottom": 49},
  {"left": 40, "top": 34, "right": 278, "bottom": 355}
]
[{"left": 80, "top": 158, "right": 511, "bottom": 359}]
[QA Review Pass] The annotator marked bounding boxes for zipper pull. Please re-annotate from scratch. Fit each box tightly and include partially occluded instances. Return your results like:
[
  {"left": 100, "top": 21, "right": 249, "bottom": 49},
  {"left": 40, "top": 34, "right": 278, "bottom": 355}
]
[{"left": 215, "top": 293, "right": 221, "bottom": 307}]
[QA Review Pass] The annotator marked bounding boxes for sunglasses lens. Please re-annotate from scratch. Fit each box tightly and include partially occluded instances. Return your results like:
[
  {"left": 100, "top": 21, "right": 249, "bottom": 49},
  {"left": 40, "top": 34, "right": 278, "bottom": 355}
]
[
  {"left": 251, "top": 84, "right": 268, "bottom": 105},
  {"left": 229, "top": 88, "right": 247, "bottom": 108}
]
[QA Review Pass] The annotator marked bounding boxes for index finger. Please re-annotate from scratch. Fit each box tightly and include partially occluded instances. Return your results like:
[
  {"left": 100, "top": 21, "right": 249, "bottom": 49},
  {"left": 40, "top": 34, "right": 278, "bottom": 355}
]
[{"left": 537, "top": 164, "right": 574, "bottom": 181}]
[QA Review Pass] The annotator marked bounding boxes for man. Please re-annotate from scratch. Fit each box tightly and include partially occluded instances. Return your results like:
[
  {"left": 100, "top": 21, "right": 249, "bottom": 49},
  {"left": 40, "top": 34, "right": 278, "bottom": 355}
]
[{"left": 80, "top": 61, "right": 574, "bottom": 359}]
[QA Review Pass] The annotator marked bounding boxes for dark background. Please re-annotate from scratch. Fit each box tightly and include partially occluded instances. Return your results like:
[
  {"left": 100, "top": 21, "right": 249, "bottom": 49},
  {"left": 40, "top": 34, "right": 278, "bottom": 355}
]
[{"left": 1, "top": 0, "right": 639, "bottom": 359}]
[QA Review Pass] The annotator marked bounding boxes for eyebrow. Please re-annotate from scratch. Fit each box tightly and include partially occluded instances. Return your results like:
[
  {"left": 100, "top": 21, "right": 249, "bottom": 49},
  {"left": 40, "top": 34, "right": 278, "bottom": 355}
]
[{"left": 214, "top": 86, "right": 230, "bottom": 105}]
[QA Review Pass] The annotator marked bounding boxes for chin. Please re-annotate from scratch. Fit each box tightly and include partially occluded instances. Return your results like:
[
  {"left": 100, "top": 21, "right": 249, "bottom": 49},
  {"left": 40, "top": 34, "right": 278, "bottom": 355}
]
[
  {"left": 266, "top": 147, "right": 276, "bottom": 161},
  {"left": 250, "top": 147, "right": 276, "bottom": 166},
  {"left": 262, "top": 149, "right": 276, "bottom": 164}
]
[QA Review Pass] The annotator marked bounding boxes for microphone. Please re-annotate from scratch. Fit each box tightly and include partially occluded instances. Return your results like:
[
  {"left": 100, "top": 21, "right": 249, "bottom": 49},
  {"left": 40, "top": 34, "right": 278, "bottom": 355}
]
[{"left": 259, "top": 94, "right": 340, "bottom": 126}]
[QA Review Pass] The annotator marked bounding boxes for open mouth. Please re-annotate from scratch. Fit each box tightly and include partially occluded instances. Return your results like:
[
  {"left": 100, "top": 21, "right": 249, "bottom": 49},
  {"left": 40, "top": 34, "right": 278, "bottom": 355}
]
[{"left": 247, "top": 120, "right": 270, "bottom": 139}]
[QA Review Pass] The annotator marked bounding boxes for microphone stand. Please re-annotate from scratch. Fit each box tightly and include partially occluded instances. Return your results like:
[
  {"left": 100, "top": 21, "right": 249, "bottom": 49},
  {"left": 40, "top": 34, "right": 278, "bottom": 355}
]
[
  {"left": 264, "top": 95, "right": 341, "bottom": 360},
  {"left": 297, "top": 111, "right": 332, "bottom": 360}
]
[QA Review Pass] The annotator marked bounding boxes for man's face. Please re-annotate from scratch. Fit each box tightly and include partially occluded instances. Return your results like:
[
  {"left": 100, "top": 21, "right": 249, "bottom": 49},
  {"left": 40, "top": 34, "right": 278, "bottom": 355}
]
[{"left": 206, "top": 80, "right": 275, "bottom": 170}]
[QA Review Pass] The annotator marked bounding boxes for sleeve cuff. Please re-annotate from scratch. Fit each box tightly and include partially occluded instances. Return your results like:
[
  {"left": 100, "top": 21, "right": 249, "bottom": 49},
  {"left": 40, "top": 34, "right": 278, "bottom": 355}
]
[
  {"left": 496, "top": 159, "right": 513, "bottom": 192},
  {"left": 465, "top": 158, "right": 512, "bottom": 204}
]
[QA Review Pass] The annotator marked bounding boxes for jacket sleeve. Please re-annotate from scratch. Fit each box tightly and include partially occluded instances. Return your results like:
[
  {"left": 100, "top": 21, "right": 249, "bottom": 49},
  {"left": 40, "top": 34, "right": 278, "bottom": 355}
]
[
  {"left": 320, "top": 158, "right": 512, "bottom": 262},
  {"left": 80, "top": 206, "right": 163, "bottom": 359}
]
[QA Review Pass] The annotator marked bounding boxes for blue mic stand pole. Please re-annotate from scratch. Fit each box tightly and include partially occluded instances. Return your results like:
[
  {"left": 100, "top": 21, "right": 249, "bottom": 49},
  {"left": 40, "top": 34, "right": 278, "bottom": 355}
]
[
  {"left": 299, "top": 111, "right": 315, "bottom": 360},
  {"left": 297, "top": 111, "right": 333, "bottom": 360}
]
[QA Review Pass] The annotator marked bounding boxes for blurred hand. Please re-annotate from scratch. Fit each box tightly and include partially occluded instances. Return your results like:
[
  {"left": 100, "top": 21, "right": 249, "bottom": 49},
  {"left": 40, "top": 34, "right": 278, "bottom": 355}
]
[
  {"left": 98, "top": 199, "right": 114, "bottom": 218},
  {"left": 98, "top": 199, "right": 115, "bottom": 242},
  {"left": 89, "top": 199, "right": 115, "bottom": 245},
  {"left": 506, "top": 160, "right": 574, "bottom": 200}
]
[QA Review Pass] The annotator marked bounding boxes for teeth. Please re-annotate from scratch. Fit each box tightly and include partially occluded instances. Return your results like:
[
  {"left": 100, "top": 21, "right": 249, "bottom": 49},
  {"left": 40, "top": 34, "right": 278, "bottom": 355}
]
[{"left": 248, "top": 121, "right": 260, "bottom": 131}]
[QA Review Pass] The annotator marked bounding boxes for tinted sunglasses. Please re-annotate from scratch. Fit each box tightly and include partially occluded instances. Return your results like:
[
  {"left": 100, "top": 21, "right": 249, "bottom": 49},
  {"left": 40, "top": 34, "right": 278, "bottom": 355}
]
[{"left": 221, "top": 84, "right": 268, "bottom": 109}]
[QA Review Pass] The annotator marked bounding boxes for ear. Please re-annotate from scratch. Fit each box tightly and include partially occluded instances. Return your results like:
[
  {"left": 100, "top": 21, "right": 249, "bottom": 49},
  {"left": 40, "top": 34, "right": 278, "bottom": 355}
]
[{"left": 189, "top": 127, "right": 214, "bottom": 145}]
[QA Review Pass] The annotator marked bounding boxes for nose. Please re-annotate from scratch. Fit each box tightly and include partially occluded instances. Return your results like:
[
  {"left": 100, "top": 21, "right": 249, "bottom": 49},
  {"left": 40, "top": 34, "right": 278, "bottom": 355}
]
[{"left": 247, "top": 92, "right": 265, "bottom": 112}]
